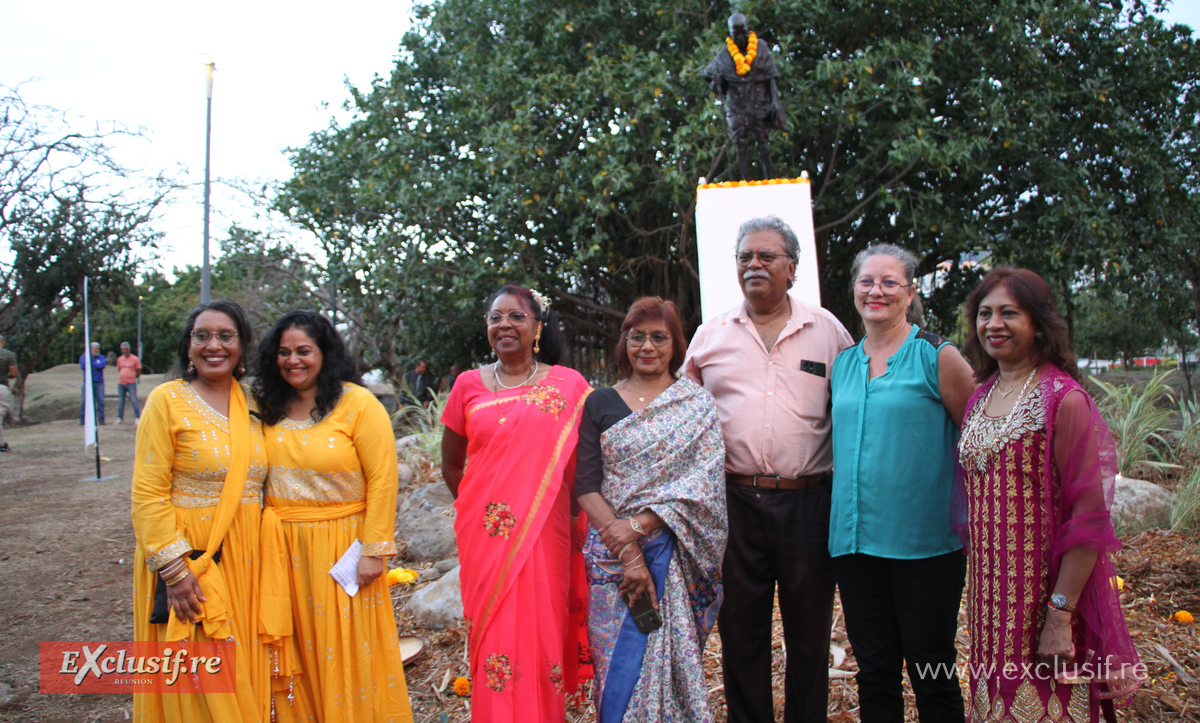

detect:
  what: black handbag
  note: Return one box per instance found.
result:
[149,548,222,624]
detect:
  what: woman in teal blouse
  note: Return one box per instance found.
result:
[830,244,976,723]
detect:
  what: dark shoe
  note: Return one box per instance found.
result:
[0,444,10,452]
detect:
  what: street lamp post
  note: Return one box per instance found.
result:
[69,325,75,364]
[201,61,215,303]
[137,296,144,361]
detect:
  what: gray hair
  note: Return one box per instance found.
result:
[735,215,800,262]
[90,341,101,349]
[851,243,925,325]
[120,341,131,348]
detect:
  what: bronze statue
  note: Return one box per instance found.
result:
[702,13,788,180]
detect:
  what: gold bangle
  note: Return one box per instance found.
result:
[158,560,186,578]
[628,516,646,535]
[164,569,190,587]
[623,563,646,572]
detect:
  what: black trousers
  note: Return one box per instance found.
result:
[833,552,967,723]
[720,482,835,723]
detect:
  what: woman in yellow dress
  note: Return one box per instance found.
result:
[254,310,413,723]
[132,300,270,723]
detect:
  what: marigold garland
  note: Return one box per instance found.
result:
[726,32,758,75]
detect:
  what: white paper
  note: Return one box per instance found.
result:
[329,539,363,597]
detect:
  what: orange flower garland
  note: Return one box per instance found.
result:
[726,32,758,75]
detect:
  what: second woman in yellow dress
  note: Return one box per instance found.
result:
[254,310,412,723]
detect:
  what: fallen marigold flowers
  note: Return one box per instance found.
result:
[453,676,471,696]
[1174,610,1194,624]
[387,568,418,586]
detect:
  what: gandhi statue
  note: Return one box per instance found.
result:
[701,13,788,180]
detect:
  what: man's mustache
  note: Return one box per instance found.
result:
[742,270,770,281]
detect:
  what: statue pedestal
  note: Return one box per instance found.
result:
[695,177,820,322]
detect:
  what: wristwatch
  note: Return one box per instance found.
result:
[1049,593,1077,613]
[628,516,647,535]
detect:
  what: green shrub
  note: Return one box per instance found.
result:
[1171,466,1200,535]
[1091,369,1181,478]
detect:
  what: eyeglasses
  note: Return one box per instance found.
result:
[484,311,530,325]
[190,329,239,345]
[627,331,671,347]
[735,250,789,266]
[855,278,912,295]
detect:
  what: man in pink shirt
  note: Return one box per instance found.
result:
[684,215,853,723]
[115,341,142,424]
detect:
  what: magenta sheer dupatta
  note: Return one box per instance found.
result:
[957,362,1144,701]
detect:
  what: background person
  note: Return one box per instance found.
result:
[683,215,853,723]
[575,297,726,723]
[0,334,16,452]
[958,267,1143,721]
[254,310,413,722]
[829,244,975,723]
[404,360,438,407]
[440,285,589,723]
[116,341,143,424]
[131,300,269,721]
[79,341,106,425]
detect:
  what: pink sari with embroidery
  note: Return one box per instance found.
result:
[441,366,590,722]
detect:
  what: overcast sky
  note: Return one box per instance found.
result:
[2,1,1197,277]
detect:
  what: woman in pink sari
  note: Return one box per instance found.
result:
[441,285,590,722]
[958,268,1143,723]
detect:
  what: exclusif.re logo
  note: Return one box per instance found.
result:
[40,641,236,694]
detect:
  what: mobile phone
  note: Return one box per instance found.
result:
[623,592,663,634]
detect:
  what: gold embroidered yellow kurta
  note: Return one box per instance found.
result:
[263,383,412,723]
[131,379,270,723]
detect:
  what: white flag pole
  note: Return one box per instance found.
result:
[82,277,97,450]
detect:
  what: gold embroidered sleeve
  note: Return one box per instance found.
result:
[133,387,197,571]
[362,541,398,557]
[353,388,401,556]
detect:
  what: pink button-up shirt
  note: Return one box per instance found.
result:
[683,296,853,478]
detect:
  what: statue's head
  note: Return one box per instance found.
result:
[728,13,750,46]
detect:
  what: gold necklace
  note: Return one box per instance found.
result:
[492,360,538,424]
[995,366,1036,398]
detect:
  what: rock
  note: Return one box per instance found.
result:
[397,463,415,488]
[1111,475,1177,531]
[396,435,422,453]
[403,483,455,513]
[434,557,460,574]
[407,566,462,627]
[418,567,443,582]
[0,682,11,707]
[398,508,458,561]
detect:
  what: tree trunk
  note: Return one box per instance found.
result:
[10,372,28,425]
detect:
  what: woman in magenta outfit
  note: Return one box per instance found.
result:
[957,268,1143,723]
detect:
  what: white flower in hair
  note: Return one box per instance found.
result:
[530,289,551,315]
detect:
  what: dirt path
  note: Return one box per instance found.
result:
[0,417,138,722]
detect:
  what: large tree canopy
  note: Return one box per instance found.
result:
[278,0,1199,380]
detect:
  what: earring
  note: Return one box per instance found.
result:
[238,363,245,375]
[187,360,195,374]
[533,322,543,355]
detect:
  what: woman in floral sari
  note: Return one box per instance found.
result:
[441,285,590,722]
[575,297,726,723]
[958,268,1142,723]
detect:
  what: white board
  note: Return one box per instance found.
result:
[694,178,820,322]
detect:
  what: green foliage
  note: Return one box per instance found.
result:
[1091,369,1181,477]
[1170,466,1200,535]
[1073,284,1168,365]
[277,0,1200,373]
[393,391,448,472]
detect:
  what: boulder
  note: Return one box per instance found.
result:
[397,508,457,561]
[418,567,443,583]
[434,557,460,574]
[403,483,455,513]
[407,566,463,628]
[396,435,422,453]
[1111,476,1177,531]
[397,462,415,488]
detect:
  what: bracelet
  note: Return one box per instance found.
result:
[1046,603,1073,616]
[164,569,191,587]
[622,553,644,566]
[617,541,637,560]
[158,560,187,578]
[628,517,646,535]
[622,563,646,572]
